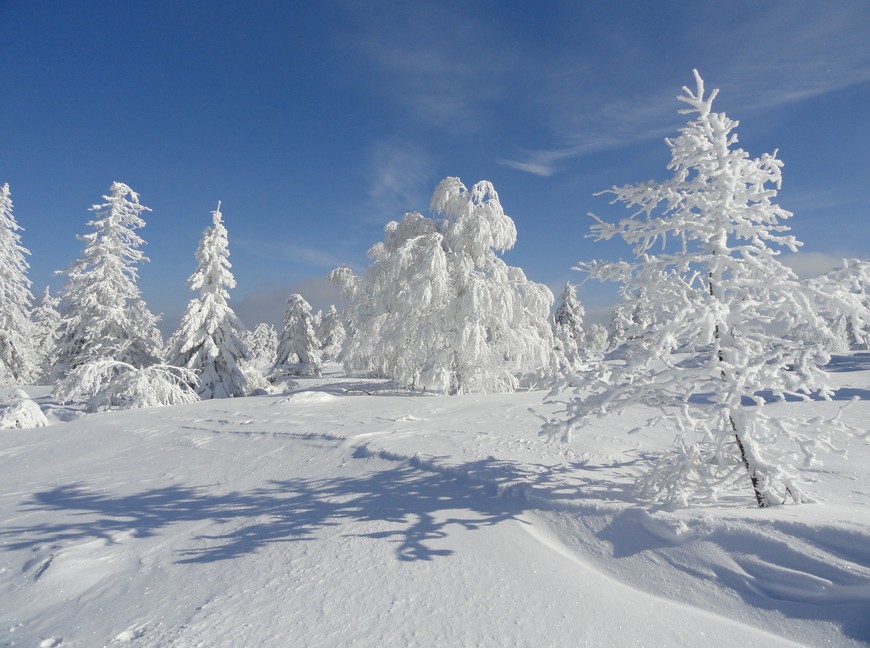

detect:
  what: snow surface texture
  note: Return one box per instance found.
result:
[1,357,869,647]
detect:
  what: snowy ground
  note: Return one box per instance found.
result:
[2,357,869,647]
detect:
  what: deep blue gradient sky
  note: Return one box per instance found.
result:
[2,1,868,329]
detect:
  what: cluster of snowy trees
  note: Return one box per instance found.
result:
[2,70,867,508]
[0,183,347,410]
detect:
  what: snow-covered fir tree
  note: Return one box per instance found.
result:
[0,183,37,385]
[317,304,346,361]
[550,71,842,508]
[166,202,252,399]
[333,177,556,394]
[246,322,279,367]
[51,182,162,380]
[552,283,586,368]
[274,294,322,377]
[31,287,61,383]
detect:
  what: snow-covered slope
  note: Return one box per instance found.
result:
[1,359,868,647]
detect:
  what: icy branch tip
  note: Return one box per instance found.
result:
[677,69,717,117]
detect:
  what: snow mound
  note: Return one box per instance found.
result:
[0,397,48,429]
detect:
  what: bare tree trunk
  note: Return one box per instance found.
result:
[730,415,766,507]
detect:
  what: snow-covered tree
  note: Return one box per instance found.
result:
[608,286,656,350]
[166,202,252,399]
[31,287,61,383]
[246,322,279,367]
[550,71,844,508]
[54,360,199,411]
[552,283,586,368]
[317,304,346,361]
[334,177,556,394]
[583,323,609,357]
[274,293,322,377]
[802,259,870,350]
[0,184,37,385]
[51,182,161,380]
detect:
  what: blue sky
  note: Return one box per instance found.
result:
[2,1,868,330]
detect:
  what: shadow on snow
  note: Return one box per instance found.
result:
[4,455,529,565]
[4,440,867,641]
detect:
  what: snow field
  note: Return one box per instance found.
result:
[1,366,868,646]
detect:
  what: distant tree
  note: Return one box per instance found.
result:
[551,71,843,508]
[274,293,322,377]
[317,304,346,361]
[31,287,61,383]
[166,202,252,399]
[552,283,585,369]
[333,177,556,394]
[608,285,656,350]
[51,182,162,380]
[0,183,37,385]
[802,259,870,350]
[247,322,279,367]
[583,323,609,357]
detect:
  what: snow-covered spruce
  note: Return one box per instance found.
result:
[0,183,38,386]
[317,304,347,361]
[166,202,252,399]
[54,359,199,411]
[553,283,607,370]
[31,287,62,384]
[333,177,556,395]
[51,182,162,380]
[246,322,279,367]
[551,70,844,508]
[273,293,322,378]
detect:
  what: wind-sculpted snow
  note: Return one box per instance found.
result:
[1,368,868,646]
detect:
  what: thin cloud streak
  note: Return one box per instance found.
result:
[233,238,346,269]
[501,4,870,176]
[366,140,432,220]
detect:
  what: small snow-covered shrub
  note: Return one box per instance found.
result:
[0,389,48,429]
[54,360,200,411]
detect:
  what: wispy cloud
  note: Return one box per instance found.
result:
[233,238,346,269]
[501,4,870,176]
[366,140,432,219]
[343,4,517,133]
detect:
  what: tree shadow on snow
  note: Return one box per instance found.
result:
[825,352,870,373]
[2,459,527,565]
